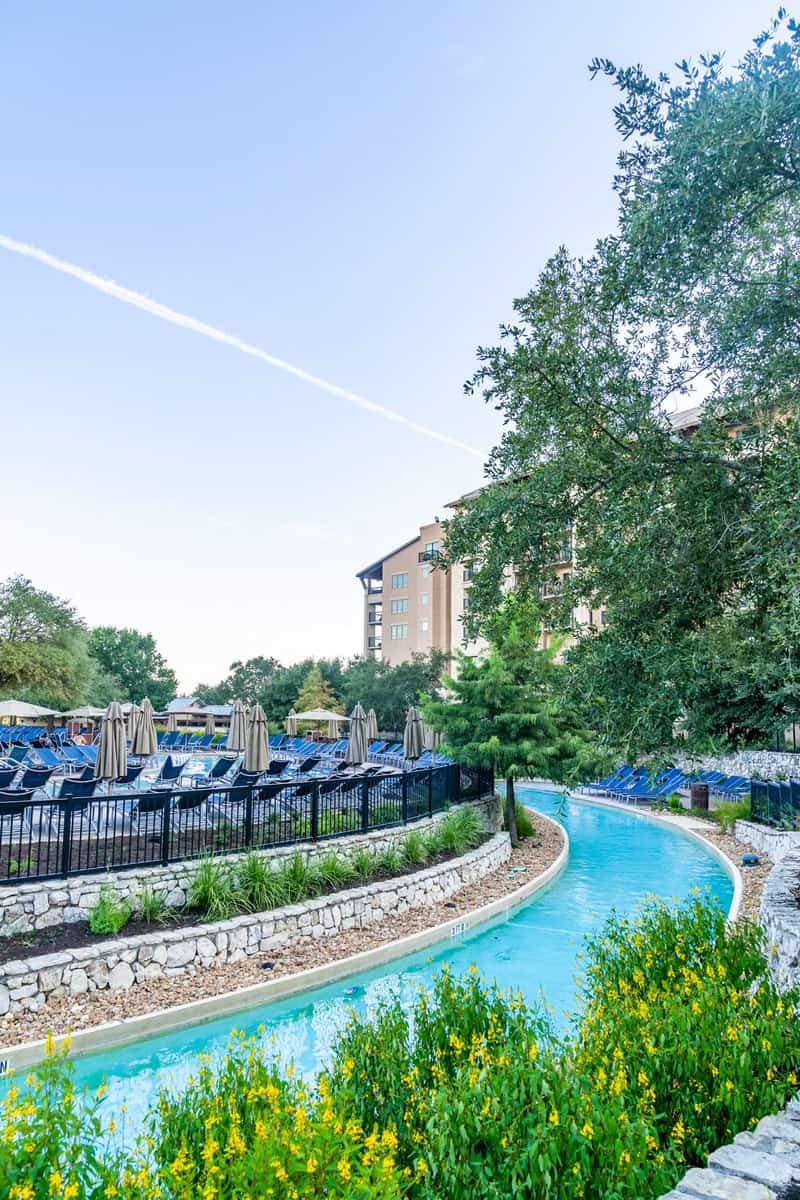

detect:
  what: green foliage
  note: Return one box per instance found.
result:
[87,626,178,710]
[429,806,483,855]
[87,880,132,936]
[326,895,800,1199]
[341,651,450,735]
[316,851,356,890]
[401,829,430,866]
[187,856,241,922]
[350,847,374,883]
[136,884,171,925]
[512,803,535,839]
[667,793,684,813]
[235,850,287,911]
[444,14,800,757]
[293,665,342,726]
[0,575,94,709]
[713,799,751,834]
[375,846,402,873]
[280,853,322,903]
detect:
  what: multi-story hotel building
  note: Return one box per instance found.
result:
[357,408,704,664]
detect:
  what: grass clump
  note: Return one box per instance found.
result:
[188,855,241,921]
[316,851,356,890]
[87,879,132,935]
[136,884,172,925]
[513,803,536,839]
[401,829,430,866]
[280,853,321,903]
[375,846,402,873]
[235,850,287,911]
[713,798,751,833]
[431,806,483,855]
[350,847,374,883]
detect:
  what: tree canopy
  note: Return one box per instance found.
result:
[87,627,179,712]
[444,14,800,757]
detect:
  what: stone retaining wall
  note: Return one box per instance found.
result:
[0,795,502,938]
[676,749,800,780]
[759,848,800,992]
[658,1095,800,1199]
[736,819,800,864]
[0,827,511,1016]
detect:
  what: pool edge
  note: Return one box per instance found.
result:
[0,807,569,1071]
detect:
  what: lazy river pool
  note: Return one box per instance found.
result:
[5,788,734,1134]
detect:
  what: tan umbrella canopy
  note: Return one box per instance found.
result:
[204,712,216,736]
[227,699,247,752]
[0,699,59,719]
[61,705,106,720]
[366,709,379,741]
[244,703,270,773]
[95,701,127,784]
[403,706,424,762]
[166,712,178,733]
[345,703,368,765]
[127,702,141,742]
[286,707,298,737]
[293,708,347,723]
[132,697,158,757]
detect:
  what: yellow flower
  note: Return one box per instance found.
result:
[580,1121,594,1140]
[306,1152,318,1174]
[548,1110,559,1126]
[337,1157,351,1182]
[416,1158,429,1176]
[49,1172,63,1196]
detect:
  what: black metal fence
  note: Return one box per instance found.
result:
[750,778,800,828]
[0,764,494,885]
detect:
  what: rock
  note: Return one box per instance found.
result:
[108,962,135,990]
[32,891,49,917]
[38,967,64,994]
[0,984,9,1015]
[165,940,196,969]
[677,1165,775,1198]
[709,1143,800,1194]
[69,969,89,995]
[197,937,216,961]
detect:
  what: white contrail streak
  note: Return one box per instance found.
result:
[0,233,483,458]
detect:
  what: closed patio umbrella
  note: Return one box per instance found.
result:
[345,703,368,765]
[366,709,379,741]
[327,716,339,738]
[95,701,127,785]
[228,699,247,752]
[286,707,298,737]
[166,712,178,733]
[132,697,158,757]
[244,703,270,773]
[127,702,141,742]
[204,712,216,736]
[403,706,424,763]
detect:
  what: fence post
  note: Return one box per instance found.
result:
[427,767,433,817]
[311,782,319,841]
[244,787,254,848]
[160,792,171,866]
[361,778,370,833]
[60,800,73,879]
[401,772,408,824]
[449,763,459,807]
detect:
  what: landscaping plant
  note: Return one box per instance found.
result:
[87,880,132,936]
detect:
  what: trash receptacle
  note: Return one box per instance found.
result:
[690,782,709,810]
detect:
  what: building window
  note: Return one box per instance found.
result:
[391,598,408,615]
[419,620,429,633]
[418,541,439,563]
[463,565,474,582]
[390,623,408,640]
[600,610,609,626]
[420,593,429,607]
[421,565,431,578]
[391,572,408,590]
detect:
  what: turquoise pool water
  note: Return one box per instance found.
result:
[17,790,734,1134]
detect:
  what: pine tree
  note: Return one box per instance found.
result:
[424,605,608,844]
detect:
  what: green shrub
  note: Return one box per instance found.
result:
[87,880,132,935]
[187,855,241,921]
[136,883,171,925]
[667,792,684,813]
[235,850,287,911]
[279,853,321,903]
[713,799,751,833]
[350,847,374,882]
[433,806,483,855]
[316,851,355,890]
[401,829,430,865]
[376,846,402,873]
[514,803,536,838]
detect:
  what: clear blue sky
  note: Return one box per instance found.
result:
[0,1,776,690]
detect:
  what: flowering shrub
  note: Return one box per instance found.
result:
[2,896,798,1200]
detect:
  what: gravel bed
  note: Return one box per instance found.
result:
[0,816,565,1048]
[689,822,772,922]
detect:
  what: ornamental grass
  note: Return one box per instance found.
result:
[3,894,799,1200]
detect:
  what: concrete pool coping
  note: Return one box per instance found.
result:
[0,805,569,1072]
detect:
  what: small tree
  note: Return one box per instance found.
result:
[293,665,341,725]
[424,605,609,844]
